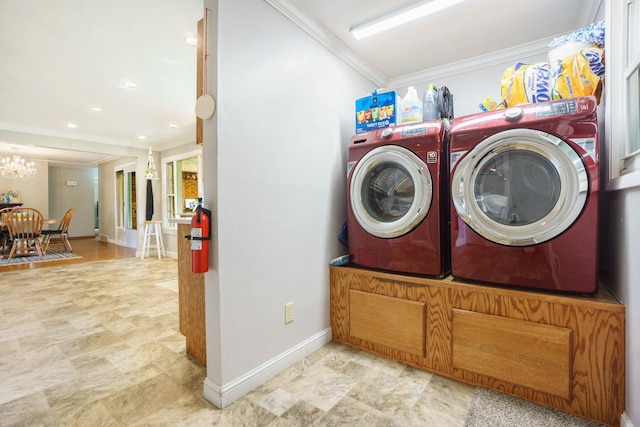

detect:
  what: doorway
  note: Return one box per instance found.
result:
[115,163,137,248]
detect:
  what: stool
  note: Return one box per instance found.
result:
[141,220,165,260]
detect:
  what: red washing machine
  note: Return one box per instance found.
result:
[347,121,450,277]
[449,97,599,293]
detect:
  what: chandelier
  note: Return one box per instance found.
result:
[0,150,37,179]
[145,148,159,180]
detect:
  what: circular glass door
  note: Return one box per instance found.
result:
[451,128,588,246]
[350,145,432,238]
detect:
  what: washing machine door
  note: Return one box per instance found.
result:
[451,128,588,246]
[350,145,432,238]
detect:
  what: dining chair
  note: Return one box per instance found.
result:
[5,207,45,260]
[0,207,14,257]
[42,208,74,253]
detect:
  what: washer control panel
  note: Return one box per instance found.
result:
[401,123,430,137]
[535,99,578,118]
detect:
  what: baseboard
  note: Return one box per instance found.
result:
[622,412,636,427]
[203,328,332,408]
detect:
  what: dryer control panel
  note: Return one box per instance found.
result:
[534,98,589,118]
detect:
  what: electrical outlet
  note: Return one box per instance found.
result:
[285,302,294,324]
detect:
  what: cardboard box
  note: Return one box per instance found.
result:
[355,90,399,134]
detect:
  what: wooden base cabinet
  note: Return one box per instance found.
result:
[330,265,625,426]
[177,222,206,365]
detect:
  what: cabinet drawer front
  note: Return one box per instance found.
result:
[452,309,572,399]
[350,290,426,357]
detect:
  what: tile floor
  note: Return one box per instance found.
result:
[0,257,476,426]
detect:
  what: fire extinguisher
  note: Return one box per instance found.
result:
[185,198,211,273]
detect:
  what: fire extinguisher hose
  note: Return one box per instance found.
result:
[184,235,211,240]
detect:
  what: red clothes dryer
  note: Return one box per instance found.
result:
[449,97,599,293]
[347,121,450,277]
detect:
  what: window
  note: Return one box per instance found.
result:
[115,170,124,228]
[607,0,640,184]
[115,168,138,230]
[162,150,202,230]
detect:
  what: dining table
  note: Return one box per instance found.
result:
[0,217,59,227]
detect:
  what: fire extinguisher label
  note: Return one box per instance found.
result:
[191,228,203,250]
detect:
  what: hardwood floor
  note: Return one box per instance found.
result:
[0,237,137,271]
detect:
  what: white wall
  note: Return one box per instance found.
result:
[202,0,374,405]
[98,156,136,242]
[96,151,161,253]
[48,165,97,237]
[601,188,640,427]
[393,52,546,118]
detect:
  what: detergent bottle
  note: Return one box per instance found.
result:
[423,83,441,121]
[401,86,422,123]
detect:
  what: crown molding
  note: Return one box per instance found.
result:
[265,0,603,90]
[387,37,552,88]
[264,0,386,87]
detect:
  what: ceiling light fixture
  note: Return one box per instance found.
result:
[145,148,159,180]
[349,0,468,40]
[90,106,102,112]
[138,135,147,140]
[169,124,178,128]
[0,148,36,179]
[184,34,198,46]
[67,123,77,129]
[124,80,138,89]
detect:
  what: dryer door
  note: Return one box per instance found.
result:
[451,128,588,246]
[350,145,432,238]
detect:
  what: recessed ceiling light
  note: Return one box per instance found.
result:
[67,123,77,129]
[90,106,102,112]
[184,34,198,46]
[169,124,178,129]
[124,80,138,89]
[138,135,147,140]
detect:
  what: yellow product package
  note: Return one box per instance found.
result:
[500,63,526,105]
[501,47,605,107]
[479,96,506,112]
[501,62,554,107]
[552,48,604,104]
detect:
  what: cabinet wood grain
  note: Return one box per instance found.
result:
[452,308,571,399]
[350,289,425,357]
[329,265,624,426]
[196,18,203,145]
[177,223,206,365]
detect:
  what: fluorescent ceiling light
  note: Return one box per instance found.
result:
[350,0,468,40]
